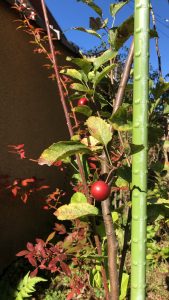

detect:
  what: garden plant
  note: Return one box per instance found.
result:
[0,0,169,299]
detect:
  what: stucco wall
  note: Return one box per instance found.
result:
[0,0,74,272]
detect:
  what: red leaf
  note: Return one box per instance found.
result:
[21,193,28,204]
[8,144,24,150]
[21,178,35,186]
[11,186,20,197]
[27,242,34,252]
[66,291,75,300]
[30,268,38,277]
[27,255,37,267]
[16,250,29,257]
[60,262,71,276]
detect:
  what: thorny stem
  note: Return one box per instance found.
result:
[41,0,91,202]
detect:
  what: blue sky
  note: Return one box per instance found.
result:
[46,0,169,77]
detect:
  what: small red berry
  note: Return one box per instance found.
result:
[91,180,110,201]
[77,97,88,106]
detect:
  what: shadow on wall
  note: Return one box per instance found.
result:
[0,0,74,272]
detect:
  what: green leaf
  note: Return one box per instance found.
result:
[73,27,101,39]
[38,141,91,166]
[109,16,134,50]
[93,49,117,70]
[117,166,132,183]
[110,106,132,131]
[66,57,92,74]
[86,116,112,146]
[77,0,102,16]
[71,192,87,204]
[74,105,92,117]
[15,272,47,300]
[60,68,83,82]
[110,1,128,17]
[71,83,93,94]
[152,79,169,99]
[163,104,169,114]
[55,203,98,220]
[120,273,129,300]
[115,177,129,188]
[94,64,116,87]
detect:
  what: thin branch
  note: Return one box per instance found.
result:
[40,0,91,202]
[150,5,162,78]
[113,39,134,113]
[101,153,119,300]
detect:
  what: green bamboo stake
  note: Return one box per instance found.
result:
[131,1,150,299]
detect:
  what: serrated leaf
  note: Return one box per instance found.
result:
[60,69,83,82]
[110,1,128,17]
[93,49,117,70]
[86,116,112,146]
[74,105,92,117]
[94,64,116,87]
[73,27,101,39]
[71,83,93,94]
[81,135,103,151]
[38,141,91,166]
[15,272,47,300]
[71,192,87,204]
[55,203,98,220]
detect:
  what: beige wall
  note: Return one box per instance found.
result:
[0,0,74,272]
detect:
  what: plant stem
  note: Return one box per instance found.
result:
[131,1,149,299]
[113,39,134,114]
[150,5,162,78]
[101,153,119,300]
[40,0,91,202]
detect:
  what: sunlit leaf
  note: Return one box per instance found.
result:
[77,0,102,16]
[93,49,117,70]
[120,273,129,300]
[110,1,128,17]
[94,64,116,87]
[71,83,93,94]
[38,141,91,166]
[55,203,98,220]
[66,57,92,74]
[60,68,83,82]
[73,27,101,39]
[86,116,112,146]
[71,192,87,204]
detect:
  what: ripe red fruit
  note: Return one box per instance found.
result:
[91,181,110,201]
[77,97,88,106]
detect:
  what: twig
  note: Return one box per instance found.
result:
[101,153,119,300]
[150,5,162,78]
[113,39,134,113]
[40,0,91,202]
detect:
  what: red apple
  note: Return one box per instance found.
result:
[77,97,88,106]
[91,180,110,201]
